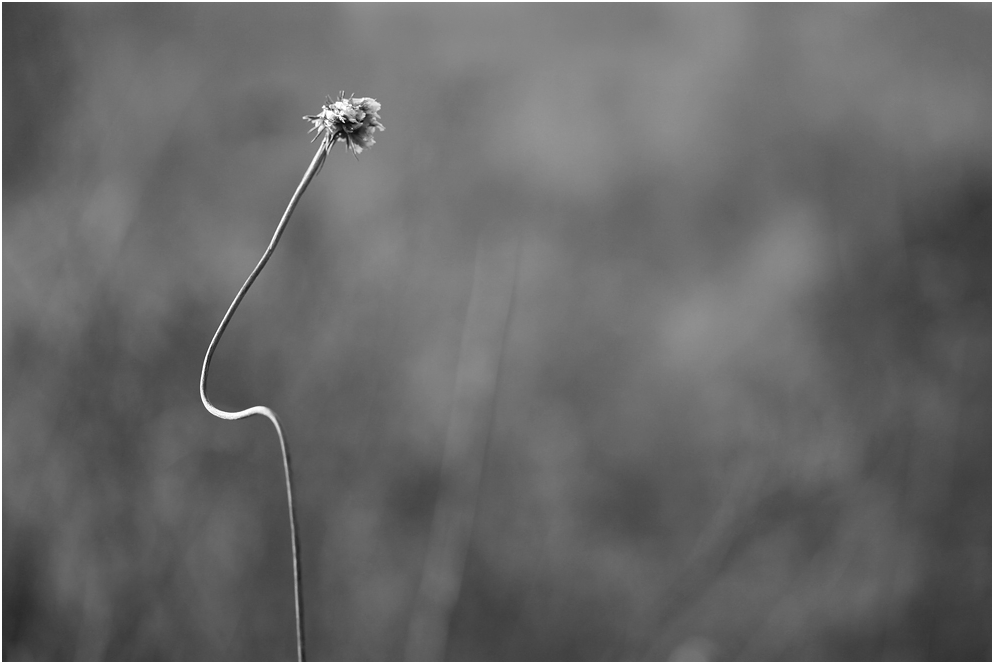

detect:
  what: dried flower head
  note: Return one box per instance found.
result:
[304,92,384,158]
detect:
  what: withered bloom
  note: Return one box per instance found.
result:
[304,91,384,157]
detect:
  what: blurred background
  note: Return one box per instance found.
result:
[3,4,990,661]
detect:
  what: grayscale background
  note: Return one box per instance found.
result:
[4,4,990,661]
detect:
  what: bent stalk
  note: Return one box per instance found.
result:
[199,139,330,662]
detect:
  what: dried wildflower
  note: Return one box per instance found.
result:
[304,91,384,158]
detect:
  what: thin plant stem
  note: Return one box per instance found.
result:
[200,139,330,662]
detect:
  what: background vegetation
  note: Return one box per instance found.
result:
[4,4,990,660]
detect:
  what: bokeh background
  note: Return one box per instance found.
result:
[3,4,990,661]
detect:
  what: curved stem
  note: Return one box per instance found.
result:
[200,140,330,662]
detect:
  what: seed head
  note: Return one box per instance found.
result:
[304,92,384,158]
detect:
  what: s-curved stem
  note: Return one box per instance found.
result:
[200,140,329,662]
